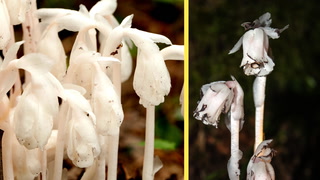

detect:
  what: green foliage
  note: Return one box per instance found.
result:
[154,105,183,150]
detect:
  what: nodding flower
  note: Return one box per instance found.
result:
[246,139,276,180]
[229,12,288,76]
[13,53,65,150]
[193,77,243,128]
[101,14,172,107]
[63,88,101,168]
[0,41,65,150]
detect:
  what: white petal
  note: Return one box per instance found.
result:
[1,41,24,69]
[244,28,266,63]
[120,42,133,82]
[38,23,67,81]
[64,88,96,122]
[16,53,54,74]
[229,36,243,54]
[262,27,280,39]
[101,25,124,56]
[161,45,184,60]
[247,161,274,180]
[193,82,233,127]
[37,8,76,20]
[125,28,172,45]
[91,63,124,135]
[14,87,37,148]
[258,12,272,27]
[254,139,273,155]
[70,27,97,62]
[67,108,100,168]
[119,14,133,29]
[0,66,18,99]
[79,4,90,17]
[89,0,117,17]
[56,13,95,32]
[133,47,171,107]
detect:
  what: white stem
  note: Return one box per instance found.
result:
[107,62,121,180]
[143,105,155,180]
[107,131,120,180]
[41,149,47,180]
[96,137,106,179]
[22,0,39,54]
[53,103,68,180]
[253,76,266,150]
[1,122,14,180]
[228,111,241,180]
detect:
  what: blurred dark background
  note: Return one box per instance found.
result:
[189,0,320,179]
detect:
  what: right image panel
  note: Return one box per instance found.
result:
[189,0,320,179]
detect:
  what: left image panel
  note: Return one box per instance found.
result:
[0,0,184,179]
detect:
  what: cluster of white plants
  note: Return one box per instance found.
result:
[0,0,184,179]
[193,12,287,180]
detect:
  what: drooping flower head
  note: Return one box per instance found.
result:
[63,88,101,168]
[0,41,65,150]
[193,77,244,128]
[247,139,276,180]
[100,14,172,107]
[229,12,289,76]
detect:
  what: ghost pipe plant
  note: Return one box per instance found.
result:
[229,12,288,150]
[193,76,244,180]
[131,40,183,180]
[98,13,184,180]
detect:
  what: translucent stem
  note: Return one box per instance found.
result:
[40,149,47,180]
[22,0,39,54]
[107,61,121,180]
[253,76,266,150]
[142,105,155,180]
[53,103,68,180]
[96,137,106,179]
[1,121,14,180]
[107,131,120,180]
[228,113,240,180]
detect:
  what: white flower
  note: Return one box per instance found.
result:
[0,42,64,149]
[13,53,64,149]
[193,81,234,127]
[63,88,100,168]
[160,45,184,114]
[91,61,124,135]
[66,34,124,136]
[247,139,276,180]
[101,14,172,107]
[229,12,288,76]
